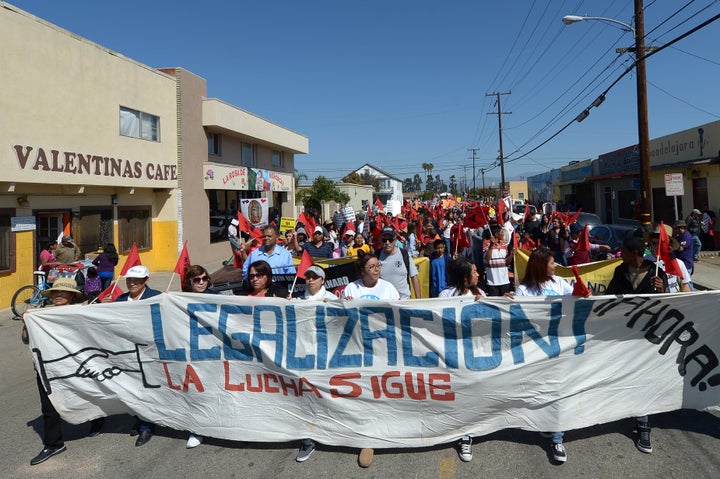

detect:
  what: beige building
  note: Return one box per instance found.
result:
[0,3,307,308]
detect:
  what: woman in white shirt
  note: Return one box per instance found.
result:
[515,247,575,464]
[439,258,487,300]
[342,252,400,301]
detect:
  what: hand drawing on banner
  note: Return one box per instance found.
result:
[32,343,161,394]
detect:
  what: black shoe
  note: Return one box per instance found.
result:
[30,445,66,465]
[129,418,142,436]
[135,430,152,447]
[89,418,104,437]
[636,426,653,453]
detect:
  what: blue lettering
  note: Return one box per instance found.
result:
[509,302,561,364]
[328,307,361,368]
[572,300,593,354]
[359,306,396,366]
[285,305,316,370]
[189,303,220,360]
[462,303,502,370]
[400,308,439,367]
[151,303,186,360]
[218,304,254,361]
[442,307,459,369]
[252,305,284,366]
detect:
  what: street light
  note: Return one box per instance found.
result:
[563,1,653,227]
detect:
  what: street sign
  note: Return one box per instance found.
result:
[664,173,684,196]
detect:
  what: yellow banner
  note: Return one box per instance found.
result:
[513,249,621,294]
[279,217,296,232]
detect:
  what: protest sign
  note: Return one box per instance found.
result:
[25,292,720,449]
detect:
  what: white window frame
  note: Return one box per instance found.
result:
[120,106,160,142]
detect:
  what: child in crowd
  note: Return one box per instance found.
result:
[83,267,102,300]
[429,239,451,297]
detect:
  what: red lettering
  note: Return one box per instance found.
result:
[428,373,454,401]
[162,362,182,391]
[405,372,427,400]
[223,360,244,391]
[381,371,403,399]
[278,375,299,396]
[182,364,204,392]
[245,374,263,392]
[264,373,280,393]
[299,378,323,398]
[330,372,363,398]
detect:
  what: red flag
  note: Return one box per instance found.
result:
[658,221,683,277]
[97,282,122,302]
[298,212,316,236]
[524,204,531,222]
[119,243,142,276]
[375,198,384,211]
[512,229,519,251]
[296,250,314,279]
[566,208,583,225]
[497,197,505,221]
[450,220,470,253]
[174,241,191,285]
[576,225,591,252]
[238,211,262,242]
[571,265,591,296]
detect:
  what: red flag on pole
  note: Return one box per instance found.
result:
[566,208,583,225]
[97,282,122,302]
[576,225,591,252]
[174,241,191,285]
[658,221,683,277]
[571,265,591,296]
[523,204,531,222]
[497,197,505,221]
[298,212,316,236]
[237,212,262,242]
[119,243,142,276]
[450,220,470,253]
[296,250,314,279]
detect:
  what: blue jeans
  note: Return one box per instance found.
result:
[551,431,563,444]
[692,234,702,260]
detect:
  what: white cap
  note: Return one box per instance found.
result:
[125,265,150,278]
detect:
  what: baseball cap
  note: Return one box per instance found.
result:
[569,223,584,234]
[344,229,356,237]
[381,227,397,239]
[305,265,325,279]
[296,227,307,236]
[125,265,150,278]
[693,209,701,215]
[313,226,324,234]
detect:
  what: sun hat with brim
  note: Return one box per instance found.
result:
[42,277,83,298]
[644,224,680,251]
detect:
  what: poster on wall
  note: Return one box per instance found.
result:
[270,171,292,192]
[248,168,272,192]
[203,164,248,190]
[241,198,269,227]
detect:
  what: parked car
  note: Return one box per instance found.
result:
[573,212,602,229]
[589,224,636,251]
[513,204,538,216]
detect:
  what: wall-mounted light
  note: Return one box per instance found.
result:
[16,195,29,207]
[111,194,118,205]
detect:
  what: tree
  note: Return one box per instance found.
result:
[412,173,422,192]
[294,169,308,187]
[403,178,414,192]
[296,176,350,212]
[449,175,458,195]
[342,171,380,191]
[434,174,446,194]
[342,171,362,184]
[421,163,434,191]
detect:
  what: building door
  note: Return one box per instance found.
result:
[35,212,65,267]
[603,187,613,224]
[692,177,708,213]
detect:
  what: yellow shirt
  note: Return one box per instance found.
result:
[346,244,371,257]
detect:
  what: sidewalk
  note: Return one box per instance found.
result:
[690,251,720,290]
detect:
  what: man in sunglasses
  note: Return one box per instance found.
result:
[291,225,334,258]
[243,225,296,278]
[376,226,420,299]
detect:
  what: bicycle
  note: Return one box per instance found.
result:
[11,271,51,318]
[11,263,87,318]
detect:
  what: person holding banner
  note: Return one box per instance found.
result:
[606,235,668,455]
[180,265,218,449]
[27,278,105,466]
[342,251,400,467]
[514,247,578,463]
[242,225,296,278]
[243,260,289,298]
[484,225,511,297]
[644,225,691,293]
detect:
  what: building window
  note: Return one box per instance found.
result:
[272,150,283,167]
[208,133,222,156]
[241,142,255,167]
[119,106,160,142]
[76,207,114,253]
[118,206,152,252]
[0,209,15,272]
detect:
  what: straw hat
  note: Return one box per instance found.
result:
[42,277,83,298]
[643,224,679,251]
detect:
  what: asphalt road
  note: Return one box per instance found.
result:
[2,310,720,479]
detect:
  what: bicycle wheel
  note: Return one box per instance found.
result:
[11,285,41,318]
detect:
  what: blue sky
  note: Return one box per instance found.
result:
[8,0,720,188]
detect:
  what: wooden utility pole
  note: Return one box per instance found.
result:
[487,91,511,196]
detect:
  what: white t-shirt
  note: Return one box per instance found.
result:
[378,247,418,300]
[516,275,573,296]
[484,244,509,286]
[342,279,400,301]
[439,287,486,298]
[644,253,691,293]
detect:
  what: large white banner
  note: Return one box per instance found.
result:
[24,292,720,448]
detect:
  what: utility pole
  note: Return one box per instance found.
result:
[467,149,479,193]
[634,0,652,227]
[480,168,487,190]
[461,165,469,195]
[487,91,511,196]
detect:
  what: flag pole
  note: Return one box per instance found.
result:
[89,277,120,304]
[166,272,176,292]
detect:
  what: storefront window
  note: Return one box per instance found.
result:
[0,210,14,272]
[118,206,152,252]
[75,207,114,253]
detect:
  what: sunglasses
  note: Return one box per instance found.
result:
[192,275,210,284]
[247,272,266,280]
[381,238,394,243]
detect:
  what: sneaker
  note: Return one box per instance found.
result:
[296,438,316,462]
[458,435,473,462]
[30,445,66,465]
[89,418,104,437]
[186,433,203,449]
[358,448,374,468]
[551,443,567,463]
[636,427,653,453]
